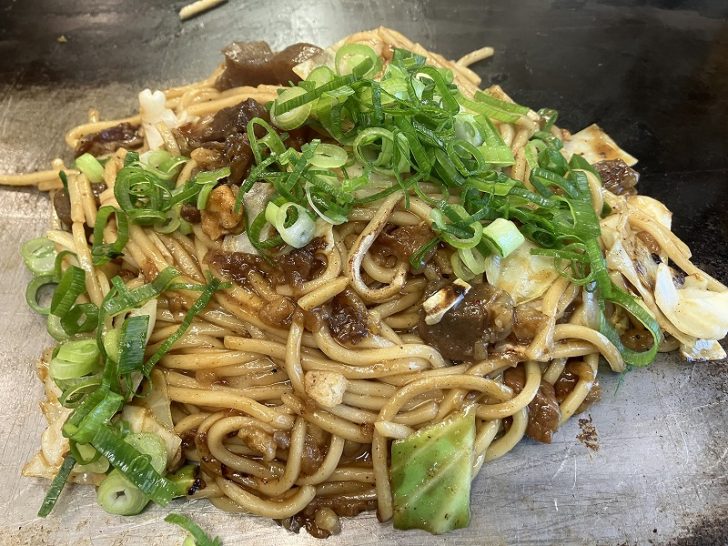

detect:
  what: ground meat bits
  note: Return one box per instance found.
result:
[275,238,327,290]
[327,289,370,344]
[75,122,143,157]
[206,250,270,288]
[504,365,561,444]
[554,361,602,414]
[594,159,639,196]
[418,282,515,361]
[375,223,436,264]
[206,238,327,289]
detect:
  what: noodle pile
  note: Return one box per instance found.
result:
[6,27,727,537]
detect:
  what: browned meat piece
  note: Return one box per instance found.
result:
[283,490,376,538]
[75,122,143,157]
[418,282,514,361]
[259,295,297,328]
[512,302,547,342]
[180,203,202,224]
[327,288,370,344]
[200,185,244,240]
[223,132,255,185]
[275,237,327,289]
[375,223,436,264]
[594,159,639,196]
[553,361,602,414]
[177,98,268,150]
[215,41,322,90]
[52,188,72,227]
[504,366,561,444]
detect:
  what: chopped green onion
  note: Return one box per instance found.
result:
[92,207,129,266]
[64,391,124,444]
[97,469,149,516]
[117,315,150,375]
[308,143,348,169]
[50,266,86,318]
[102,267,179,318]
[75,153,105,184]
[37,453,76,517]
[50,339,100,382]
[21,237,57,276]
[194,167,231,210]
[73,442,109,474]
[165,513,223,546]
[47,314,68,342]
[481,218,525,257]
[265,201,315,249]
[125,432,167,474]
[335,43,380,78]
[26,274,57,315]
[91,426,175,506]
[271,86,313,130]
[60,303,99,336]
[143,275,225,375]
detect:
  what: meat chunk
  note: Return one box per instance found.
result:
[177,98,268,150]
[175,99,268,185]
[554,361,602,414]
[53,182,107,229]
[327,289,370,344]
[200,185,244,240]
[258,295,297,328]
[512,302,548,343]
[180,203,202,224]
[215,41,322,90]
[75,122,143,157]
[504,366,561,444]
[418,282,514,361]
[594,159,639,196]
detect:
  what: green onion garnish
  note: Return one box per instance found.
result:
[75,153,105,184]
[165,513,223,546]
[21,237,57,276]
[37,453,76,517]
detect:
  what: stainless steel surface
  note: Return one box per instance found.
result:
[1,1,727,544]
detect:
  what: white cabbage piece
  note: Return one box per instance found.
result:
[654,263,728,340]
[138,89,187,150]
[627,195,672,229]
[484,240,559,304]
[562,123,638,166]
[680,338,727,361]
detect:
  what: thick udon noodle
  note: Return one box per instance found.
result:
[8,27,725,533]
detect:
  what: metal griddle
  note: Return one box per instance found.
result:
[0,1,726,544]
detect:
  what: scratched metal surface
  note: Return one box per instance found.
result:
[1,1,727,545]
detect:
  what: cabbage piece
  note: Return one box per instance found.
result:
[654,263,728,340]
[391,409,475,534]
[484,240,559,304]
[562,123,637,166]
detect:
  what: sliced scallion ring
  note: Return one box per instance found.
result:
[271,86,313,131]
[75,153,105,184]
[265,201,316,249]
[21,237,57,276]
